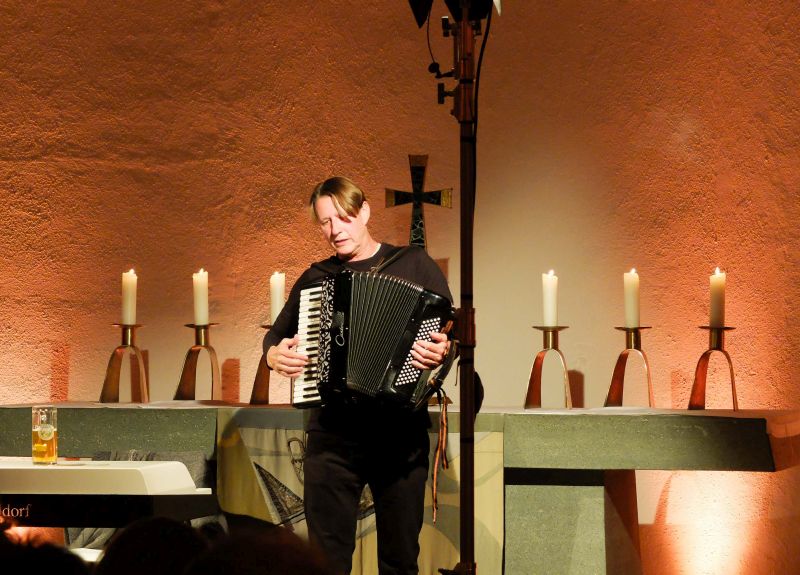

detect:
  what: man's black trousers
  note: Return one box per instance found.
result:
[304,421,430,575]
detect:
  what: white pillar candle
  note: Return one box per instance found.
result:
[270,271,286,325]
[542,270,558,327]
[623,268,640,328]
[709,267,726,327]
[121,269,137,325]
[193,268,209,326]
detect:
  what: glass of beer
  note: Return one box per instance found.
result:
[32,406,58,464]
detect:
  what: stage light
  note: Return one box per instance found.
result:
[408,0,434,28]
[408,0,501,27]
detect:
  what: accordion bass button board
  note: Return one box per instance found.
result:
[291,270,454,409]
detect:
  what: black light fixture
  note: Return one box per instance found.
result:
[408,0,434,27]
[408,0,500,27]
[442,0,497,22]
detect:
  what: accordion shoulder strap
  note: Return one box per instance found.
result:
[369,246,410,273]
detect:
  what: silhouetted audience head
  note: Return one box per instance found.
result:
[93,516,209,575]
[0,535,89,574]
[2,516,333,575]
[185,527,334,575]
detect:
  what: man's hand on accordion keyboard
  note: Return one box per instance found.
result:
[410,331,450,371]
[266,336,309,378]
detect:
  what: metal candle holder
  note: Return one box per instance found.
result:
[100,324,149,403]
[250,324,273,405]
[604,327,654,408]
[524,326,572,409]
[689,326,738,410]
[174,324,221,401]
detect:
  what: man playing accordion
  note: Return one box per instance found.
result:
[264,176,452,575]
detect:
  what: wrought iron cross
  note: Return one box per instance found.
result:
[385,155,452,250]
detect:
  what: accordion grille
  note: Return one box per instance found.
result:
[347,273,423,396]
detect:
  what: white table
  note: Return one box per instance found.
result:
[0,457,216,526]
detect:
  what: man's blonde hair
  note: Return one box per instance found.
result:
[309,177,367,224]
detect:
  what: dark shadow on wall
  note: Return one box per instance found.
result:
[222,359,240,404]
[568,369,584,408]
[49,342,70,402]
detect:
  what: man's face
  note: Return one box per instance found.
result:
[314,195,371,261]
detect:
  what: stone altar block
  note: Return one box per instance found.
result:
[502,407,800,575]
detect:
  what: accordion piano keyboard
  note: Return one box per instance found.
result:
[292,284,323,407]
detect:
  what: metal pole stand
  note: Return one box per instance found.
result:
[250,324,272,405]
[605,327,655,407]
[100,324,149,403]
[524,326,572,409]
[689,326,738,410]
[174,323,221,401]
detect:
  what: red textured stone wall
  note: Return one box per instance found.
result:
[1,2,798,573]
[474,3,799,574]
[0,1,459,403]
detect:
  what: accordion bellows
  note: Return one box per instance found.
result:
[293,270,454,409]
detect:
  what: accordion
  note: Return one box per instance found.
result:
[292,270,455,409]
